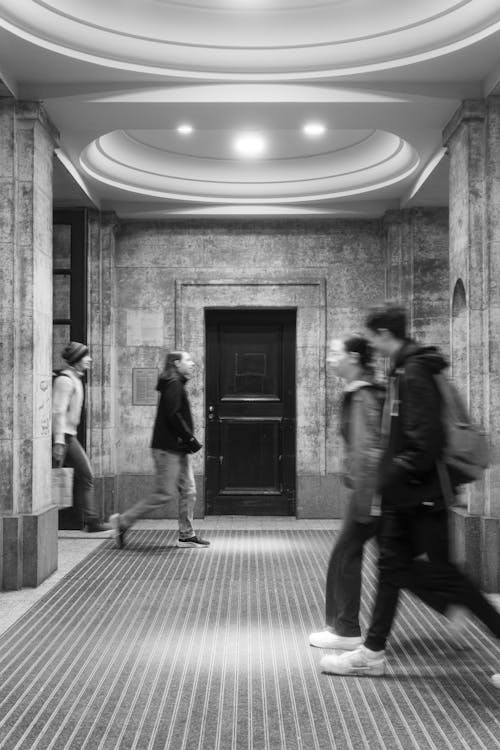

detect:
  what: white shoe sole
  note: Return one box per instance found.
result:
[309,634,363,650]
[320,656,385,676]
[177,541,210,548]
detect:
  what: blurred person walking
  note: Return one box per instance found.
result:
[321,304,500,680]
[309,334,384,650]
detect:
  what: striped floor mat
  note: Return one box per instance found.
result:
[0,529,499,750]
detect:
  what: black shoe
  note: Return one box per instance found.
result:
[86,521,111,533]
[110,514,127,548]
[177,535,210,548]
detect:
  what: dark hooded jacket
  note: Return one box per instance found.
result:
[377,340,448,510]
[151,371,196,452]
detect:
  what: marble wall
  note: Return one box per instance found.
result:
[109,216,448,518]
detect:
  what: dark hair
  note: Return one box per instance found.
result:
[343,333,374,371]
[160,350,185,379]
[365,303,407,340]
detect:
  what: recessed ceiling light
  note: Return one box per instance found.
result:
[234,132,266,159]
[303,122,326,137]
[177,124,193,135]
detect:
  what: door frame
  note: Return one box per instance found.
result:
[174,279,327,519]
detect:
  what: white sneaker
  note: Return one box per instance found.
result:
[309,630,363,650]
[492,674,500,688]
[320,646,386,676]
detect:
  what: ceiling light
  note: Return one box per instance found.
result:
[303,122,326,137]
[233,132,266,159]
[177,124,193,135]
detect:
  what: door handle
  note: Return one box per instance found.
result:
[208,405,215,421]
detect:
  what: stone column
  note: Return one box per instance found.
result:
[383,209,414,314]
[444,98,500,590]
[87,211,119,520]
[383,207,449,351]
[0,98,58,589]
[482,97,500,589]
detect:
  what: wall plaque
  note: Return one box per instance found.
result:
[132,368,159,405]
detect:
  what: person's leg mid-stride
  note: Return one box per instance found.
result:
[110,449,209,549]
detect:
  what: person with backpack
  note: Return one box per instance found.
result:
[309,334,385,650]
[52,341,110,532]
[320,303,500,679]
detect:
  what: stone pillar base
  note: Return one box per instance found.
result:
[450,508,500,592]
[481,516,500,593]
[1,506,58,591]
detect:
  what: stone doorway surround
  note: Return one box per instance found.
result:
[174,279,326,518]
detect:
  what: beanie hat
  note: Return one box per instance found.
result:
[62,341,89,365]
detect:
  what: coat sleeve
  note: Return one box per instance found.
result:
[351,390,383,518]
[160,380,194,443]
[52,376,73,444]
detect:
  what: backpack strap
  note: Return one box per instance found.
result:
[435,458,455,507]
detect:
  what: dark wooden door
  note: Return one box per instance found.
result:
[205,309,296,515]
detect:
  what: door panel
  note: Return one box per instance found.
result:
[220,419,281,493]
[205,309,296,515]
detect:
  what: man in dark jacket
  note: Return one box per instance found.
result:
[321,304,500,678]
[110,351,209,549]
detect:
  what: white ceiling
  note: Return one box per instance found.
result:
[2,0,500,219]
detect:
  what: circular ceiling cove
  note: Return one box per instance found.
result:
[80,128,420,203]
[1,1,500,78]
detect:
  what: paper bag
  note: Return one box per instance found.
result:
[52,467,74,508]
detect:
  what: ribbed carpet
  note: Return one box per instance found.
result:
[0,529,500,750]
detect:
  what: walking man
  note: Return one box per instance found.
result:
[110,350,210,549]
[321,303,500,678]
[52,341,110,532]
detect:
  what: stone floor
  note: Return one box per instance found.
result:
[0,518,342,637]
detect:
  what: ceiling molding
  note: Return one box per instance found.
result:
[1,1,500,80]
[79,128,419,203]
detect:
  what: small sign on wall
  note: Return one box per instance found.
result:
[132,368,159,405]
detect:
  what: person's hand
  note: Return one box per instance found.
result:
[188,437,202,453]
[52,443,65,467]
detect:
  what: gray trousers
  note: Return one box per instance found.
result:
[121,449,196,538]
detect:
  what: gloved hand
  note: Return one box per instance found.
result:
[52,443,66,467]
[188,437,202,453]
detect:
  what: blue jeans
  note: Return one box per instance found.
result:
[121,449,196,538]
[63,435,98,523]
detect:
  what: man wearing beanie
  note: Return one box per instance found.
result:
[52,341,110,533]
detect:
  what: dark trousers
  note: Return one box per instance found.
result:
[325,517,378,636]
[365,505,500,651]
[63,435,98,523]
